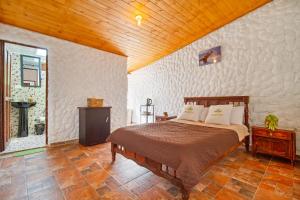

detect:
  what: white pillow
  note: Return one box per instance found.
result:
[178,105,204,121]
[230,106,244,125]
[200,107,209,121]
[205,104,233,125]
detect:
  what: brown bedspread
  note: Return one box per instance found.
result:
[107,121,239,190]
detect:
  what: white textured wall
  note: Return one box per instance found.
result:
[0,23,127,143]
[128,0,300,154]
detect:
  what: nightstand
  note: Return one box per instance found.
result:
[252,126,296,165]
[155,115,177,122]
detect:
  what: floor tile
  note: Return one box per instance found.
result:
[63,184,100,200]
[54,166,86,189]
[28,185,64,200]
[0,143,299,200]
[215,188,245,200]
[84,169,112,189]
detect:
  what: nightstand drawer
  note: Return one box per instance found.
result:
[254,129,291,140]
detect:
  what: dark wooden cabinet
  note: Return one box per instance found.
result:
[252,126,296,165]
[78,107,111,146]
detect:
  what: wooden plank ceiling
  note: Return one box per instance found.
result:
[0,0,271,72]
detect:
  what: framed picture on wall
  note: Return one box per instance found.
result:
[199,46,221,66]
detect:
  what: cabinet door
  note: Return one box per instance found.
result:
[272,140,289,157]
[86,109,110,145]
[99,110,110,142]
[255,138,273,154]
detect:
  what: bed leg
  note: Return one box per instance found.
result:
[111,143,116,162]
[181,187,190,200]
[245,135,249,152]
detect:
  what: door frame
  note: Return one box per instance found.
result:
[0,40,49,152]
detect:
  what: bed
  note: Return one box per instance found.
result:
[108,96,250,199]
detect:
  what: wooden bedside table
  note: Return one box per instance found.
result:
[155,115,177,122]
[252,126,296,165]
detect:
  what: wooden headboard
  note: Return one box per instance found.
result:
[184,96,250,129]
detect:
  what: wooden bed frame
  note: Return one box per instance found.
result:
[111,96,250,200]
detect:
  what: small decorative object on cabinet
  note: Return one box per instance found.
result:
[265,114,279,131]
[87,98,103,107]
[163,112,168,117]
[252,126,296,165]
[140,104,154,123]
[78,107,111,146]
[156,115,177,122]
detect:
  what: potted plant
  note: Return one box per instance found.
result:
[265,114,279,131]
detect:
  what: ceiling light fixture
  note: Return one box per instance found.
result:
[135,15,142,26]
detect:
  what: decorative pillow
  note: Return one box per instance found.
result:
[205,104,233,125]
[178,105,204,121]
[200,107,209,121]
[230,106,245,125]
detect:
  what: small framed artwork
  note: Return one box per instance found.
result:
[199,46,221,66]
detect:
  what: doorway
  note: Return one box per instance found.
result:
[0,41,48,153]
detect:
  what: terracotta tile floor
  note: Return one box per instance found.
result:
[0,143,299,200]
